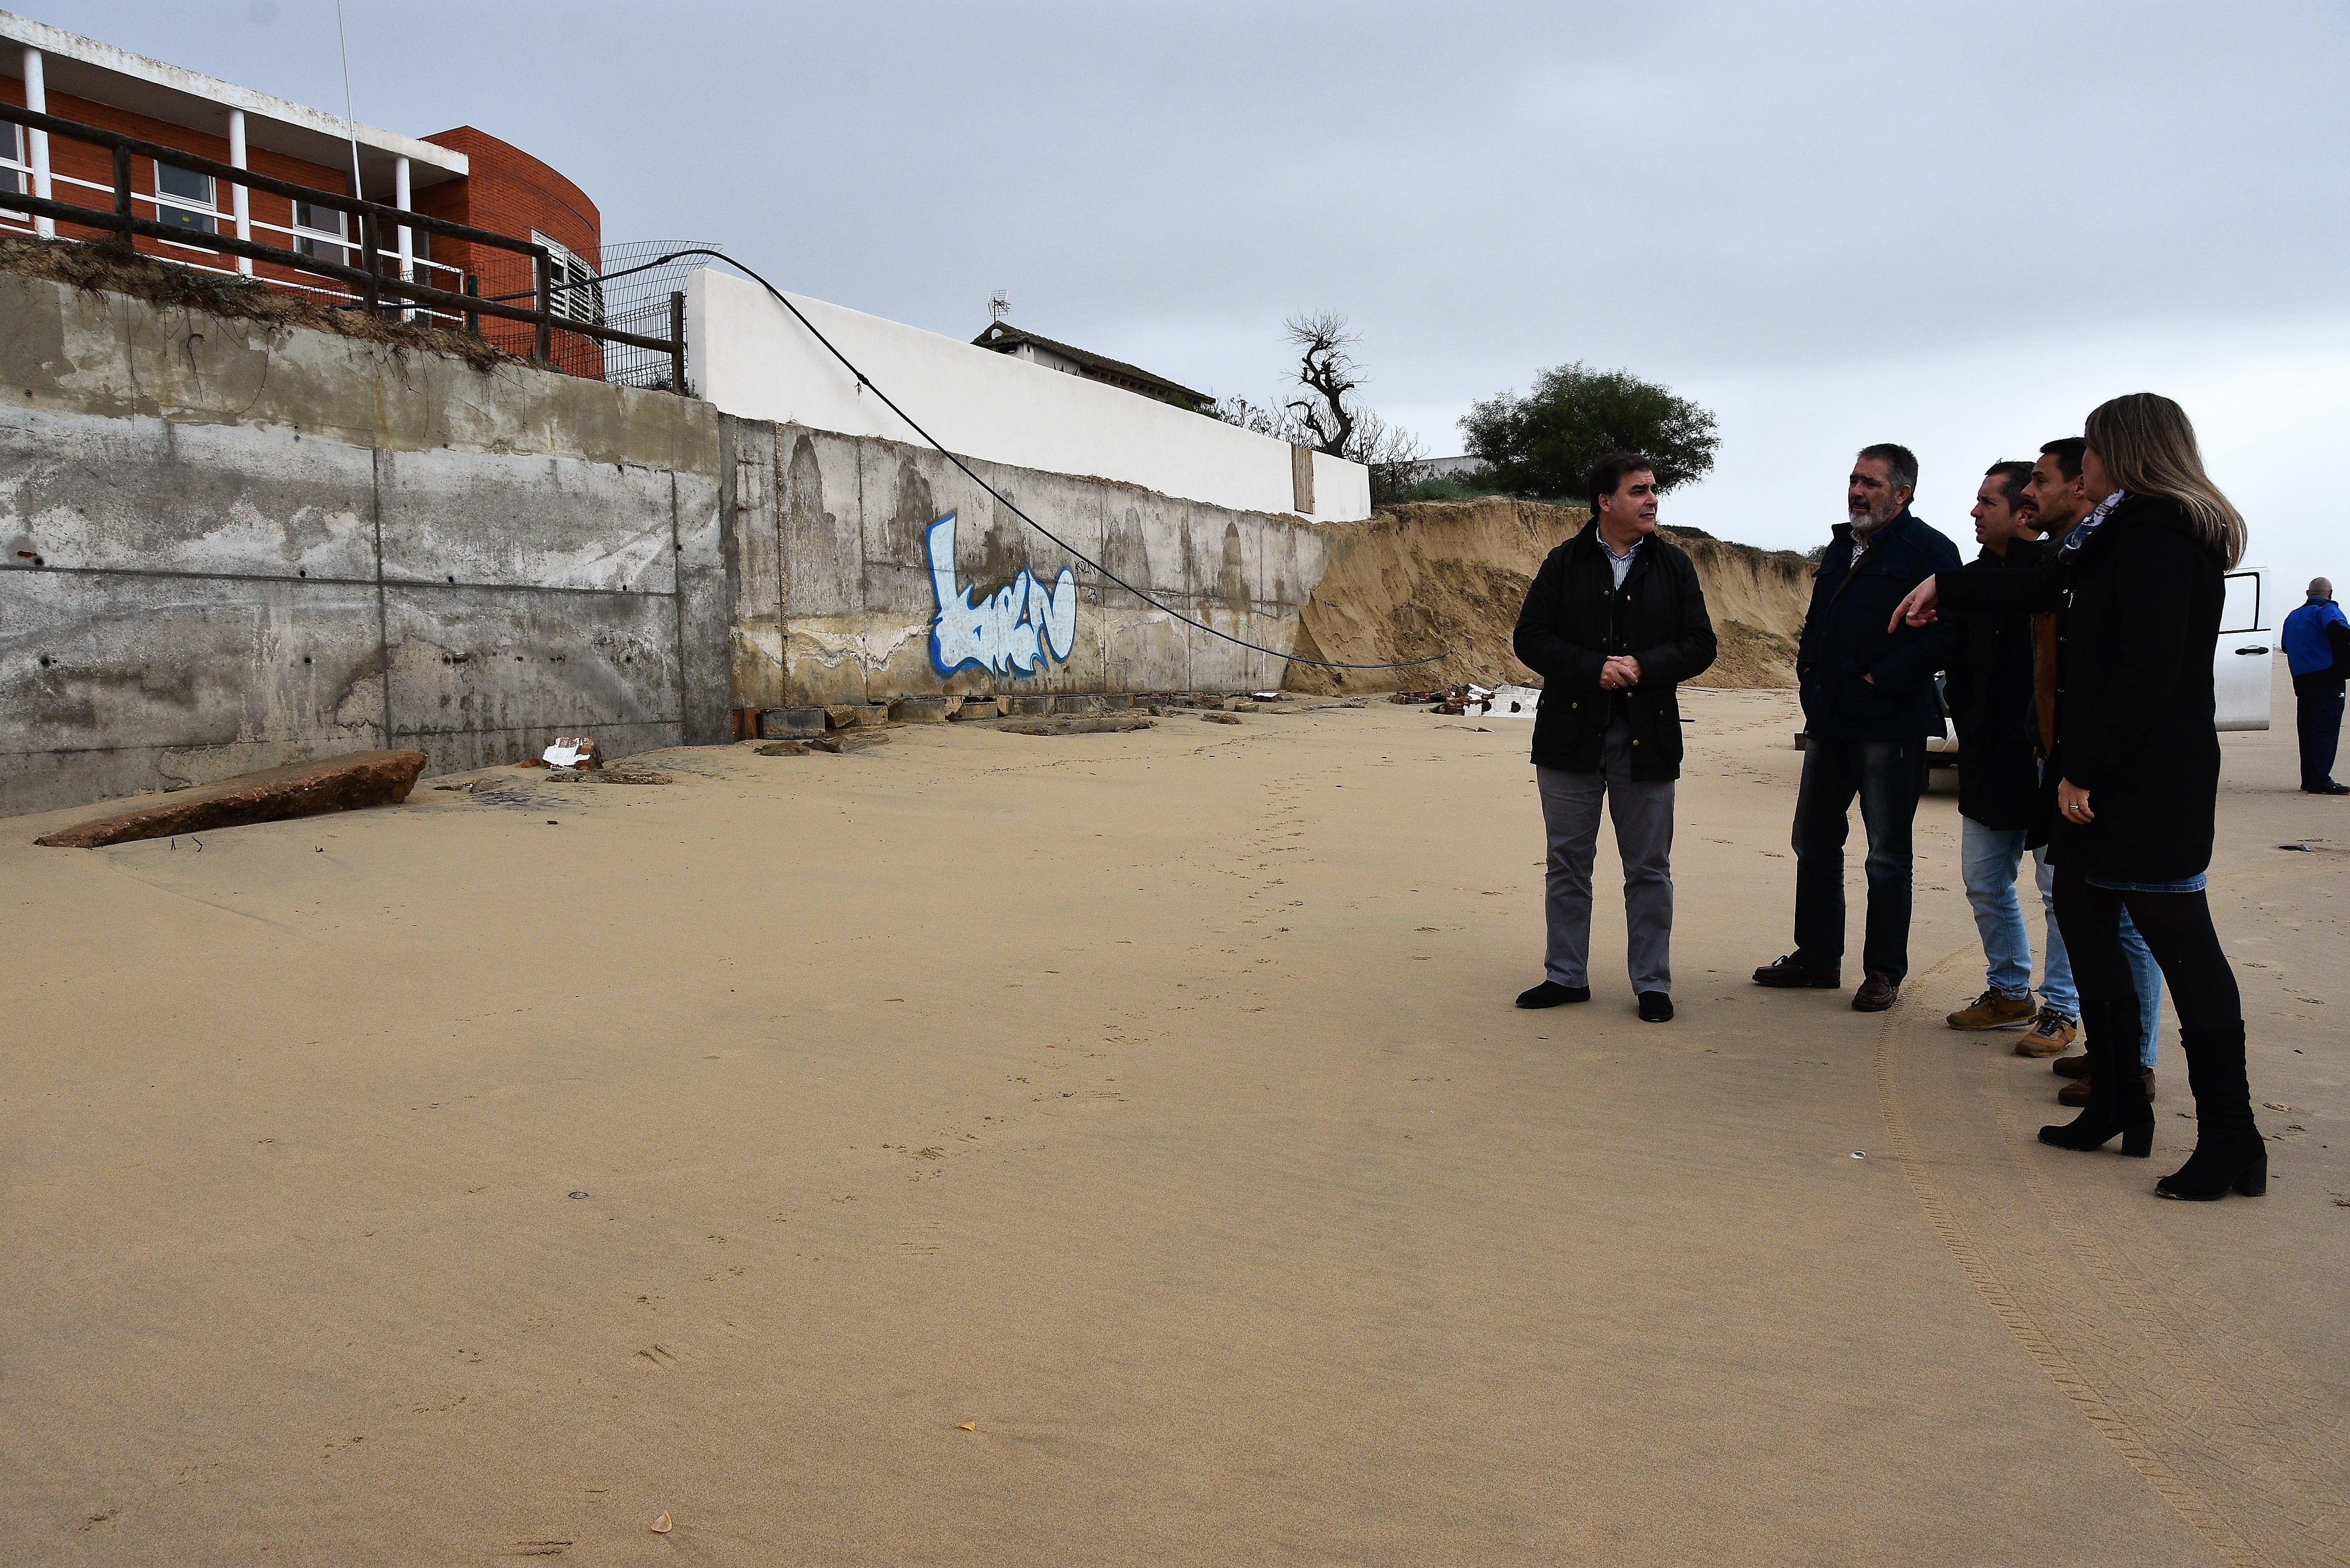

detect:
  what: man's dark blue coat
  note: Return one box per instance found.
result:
[1796,510,1963,742]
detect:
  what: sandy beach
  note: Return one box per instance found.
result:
[4,672,2344,1566]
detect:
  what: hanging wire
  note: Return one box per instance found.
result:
[639,248,1446,674]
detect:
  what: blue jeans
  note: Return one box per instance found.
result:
[1958,816,2160,1065]
[1791,736,1926,982]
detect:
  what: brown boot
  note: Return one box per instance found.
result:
[2014,1009,2079,1056]
[2057,1068,2156,1106]
[1949,990,2038,1030]
[2052,1052,2092,1078]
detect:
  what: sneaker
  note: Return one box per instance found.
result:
[2013,1010,2079,1057]
[1948,990,2038,1031]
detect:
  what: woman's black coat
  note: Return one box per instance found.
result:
[1512,524,1718,781]
[1935,494,2226,883]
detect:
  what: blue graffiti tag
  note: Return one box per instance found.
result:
[926,512,1078,677]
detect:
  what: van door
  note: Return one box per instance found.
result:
[2214,570,2272,731]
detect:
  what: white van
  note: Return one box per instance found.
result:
[1926,567,2271,763]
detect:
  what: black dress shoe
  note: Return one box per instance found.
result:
[1516,981,1590,1009]
[1851,972,1900,1011]
[1753,953,1840,989]
[2306,779,2350,795]
[1637,991,1674,1023]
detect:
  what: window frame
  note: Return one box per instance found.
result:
[151,160,220,238]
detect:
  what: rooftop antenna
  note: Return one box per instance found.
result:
[988,289,1011,325]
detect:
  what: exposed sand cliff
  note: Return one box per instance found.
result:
[1284,497,1814,694]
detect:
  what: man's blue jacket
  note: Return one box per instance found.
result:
[1796,510,1963,742]
[2282,596,2348,679]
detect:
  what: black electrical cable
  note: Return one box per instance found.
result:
[641,247,1447,674]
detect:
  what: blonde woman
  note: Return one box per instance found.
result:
[1891,394,2261,1201]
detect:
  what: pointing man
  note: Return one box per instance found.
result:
[1512,452,1718,1021]
[1754,444,1961,1011]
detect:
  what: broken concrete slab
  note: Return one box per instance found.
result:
[951,697,1003,721]
[1201,713,1243,726]
[1007,696,1051,717]
[814,732,892,754]
[34,750,429,848]
[756,740,810,756]
[759,707,827,740]
[890,697,948,724]
[1049,695,1101,716]
[999,716,1157,736]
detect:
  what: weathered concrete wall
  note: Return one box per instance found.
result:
[719,416,1330,708]
[0,271,728,817]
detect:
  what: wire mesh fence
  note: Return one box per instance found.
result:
[595,241,722,389]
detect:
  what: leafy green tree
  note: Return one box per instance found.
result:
[1459,363,1719,501]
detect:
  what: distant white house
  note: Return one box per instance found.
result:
[1421,454,1490,479]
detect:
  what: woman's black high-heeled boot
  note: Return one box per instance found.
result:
[2158,1023,2266,1200]
[2040,997,2154,1156]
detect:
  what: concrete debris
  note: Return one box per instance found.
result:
[759,707,827,740]
[951,697,1005,721]
[1466,684,1541,719]
[1201,712,1243,725]
[1049,695,1103,716]
[1397,682,1541,717]
[1224,698,1260,712]
[890,697,949,724]
[814,732,892,754]
[1007,696,1053,717]
[35,750,429,848]
[756,740,811,756]
[824,704,892,731]
[547,767,672,783]
[1000,716,1158,736]
[540,736,603,769]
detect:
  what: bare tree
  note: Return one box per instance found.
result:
[1214,312,1430,503]
[1282,312,1361,459]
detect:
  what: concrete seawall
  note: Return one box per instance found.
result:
[0,271,729,816]
[719,417,1329,710]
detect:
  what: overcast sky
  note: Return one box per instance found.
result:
[61,1,2350,609]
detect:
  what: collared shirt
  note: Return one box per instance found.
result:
[1601,533,1641,590]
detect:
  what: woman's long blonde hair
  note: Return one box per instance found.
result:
[2083,393,2247,568]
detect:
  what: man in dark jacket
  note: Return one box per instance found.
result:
[1511,451,1717,1022]
[2282,577,2350,793]
[1941,460,2081,1050]
[1754,443,1962,1011]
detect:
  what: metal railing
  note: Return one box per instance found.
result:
[0,101,685,391]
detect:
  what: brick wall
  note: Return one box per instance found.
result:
[414,126,603,373]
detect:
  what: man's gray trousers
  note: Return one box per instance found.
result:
[1537,719,1676,994]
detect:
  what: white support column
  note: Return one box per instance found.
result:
[393,155,413,320]
[227,109,251,275]
[23,47,52,239]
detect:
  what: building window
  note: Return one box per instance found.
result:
[291,199,348,261]
[1,122,24,202]
[534,231,604,325]
[154,162,218,235]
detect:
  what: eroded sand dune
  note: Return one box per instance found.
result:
[1285,497,1815,694]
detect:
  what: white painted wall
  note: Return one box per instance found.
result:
[687,270,1370,523]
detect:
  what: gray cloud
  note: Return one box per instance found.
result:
[60,1,2350,594]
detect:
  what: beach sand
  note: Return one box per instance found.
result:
[4,672,2343,1564]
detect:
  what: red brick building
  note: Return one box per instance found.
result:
[1,13,601,368]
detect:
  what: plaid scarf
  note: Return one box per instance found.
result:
[2061,490,2126,557]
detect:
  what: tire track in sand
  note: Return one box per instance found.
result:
[1874,942,2350,1567]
